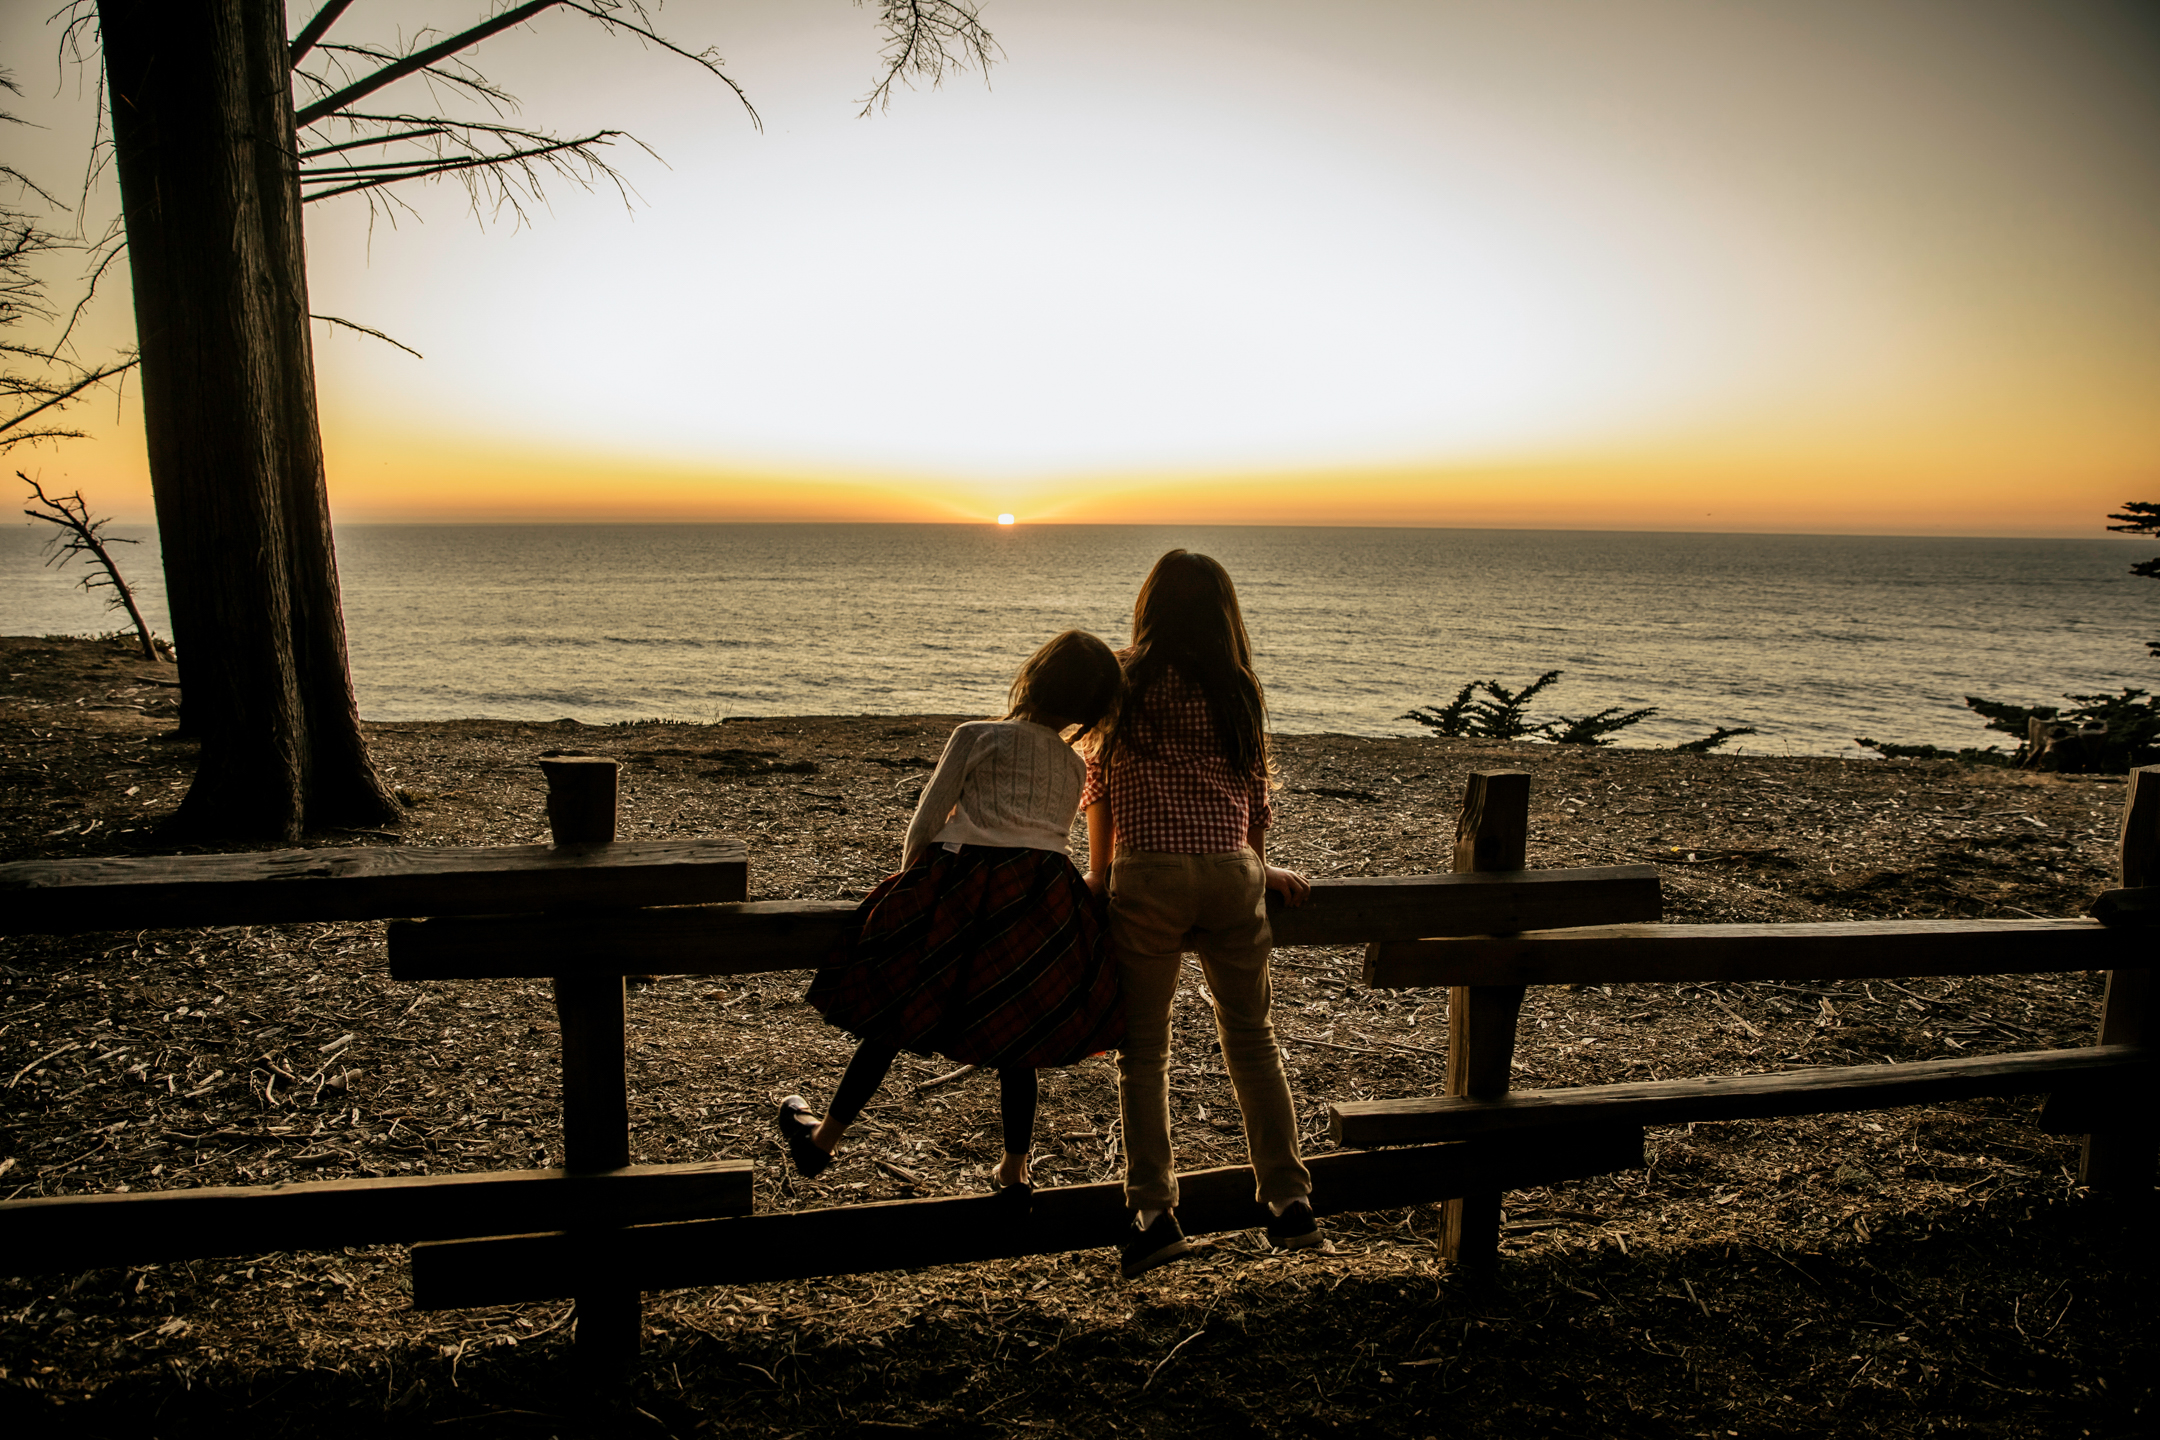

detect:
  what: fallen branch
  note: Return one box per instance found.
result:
[915,1063,980,1094]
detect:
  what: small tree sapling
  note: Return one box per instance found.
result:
[21,474,162,662]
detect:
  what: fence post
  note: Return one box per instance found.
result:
[1441,770,1531,1273]
[540,756,641,1366]
[2086,767,2159,1191]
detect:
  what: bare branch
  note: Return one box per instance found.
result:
[294,3,760,135]
[50,222,126,357]
[559,3,759,129]
[293,1,568,128]
[1,163,66,215]
[858,0,1001,118]
[290,0,360,68]
[0,357,139,445]
[300,128,451,160]
[302,44,521,117]
[20,473,163,662]
[301,131,631,207]
[309,314,424,360]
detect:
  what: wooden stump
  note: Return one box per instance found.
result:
[1441,771,1531,1273]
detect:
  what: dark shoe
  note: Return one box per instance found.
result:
[1265,1197,1331,1251]
[1120,1209,1192,1279]
[776,1095,831,1178]
[991,1175,1035,1217]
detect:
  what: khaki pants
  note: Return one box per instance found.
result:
[1108,848,1313,1210]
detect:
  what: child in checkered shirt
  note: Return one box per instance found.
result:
[777,631,1125,1210]
[1081,549,1324,1277]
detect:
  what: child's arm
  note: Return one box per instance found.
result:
[1248,825,1311,906]
[1084,801,1113,897]
[1247,757,1309,905]
[900,726,977,869]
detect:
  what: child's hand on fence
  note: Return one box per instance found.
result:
[1265,864,1311,906]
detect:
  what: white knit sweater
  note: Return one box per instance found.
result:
[902,720,1084,865]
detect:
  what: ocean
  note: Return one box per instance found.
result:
[2,523,2150,756]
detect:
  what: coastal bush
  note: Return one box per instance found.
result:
[1403,671,1752,751]
[1857,502,2160,772]
[1937,687,2160,772]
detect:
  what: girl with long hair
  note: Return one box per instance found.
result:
[1081,550,1323,1277]
[779,630,1126,1209]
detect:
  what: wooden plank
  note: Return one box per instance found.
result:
[541,755,619,844]
[0,1161,751,1276]
[2119,765,2160,887]
[541,757,641,1366]
[1366,918,2137,989]
[409,1125,1643,1308]
[2080,967,2155,1189]
[2084,765,2160,1191]
[1278,865,1661,947]
[1330,1046,2149,1147]
[390,898,860,979]
[0,838,748,935]
[557,974,631,1172]
[387,867,1661,981]
[1441,770,1530,1274]
[1452,770,1529,874]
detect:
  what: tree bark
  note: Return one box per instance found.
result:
[100,0,398,840]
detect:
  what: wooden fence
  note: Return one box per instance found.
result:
[1,756,2151,1369]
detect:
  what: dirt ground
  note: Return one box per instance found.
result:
[0,634,2151,1438]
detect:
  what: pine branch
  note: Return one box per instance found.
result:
[0,357,138,446]
[299,128,452,160]
[290,0,359,67]
[300,133,628,206]
[294,2,567,128]
[309,315,423,360]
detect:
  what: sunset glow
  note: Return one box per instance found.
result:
[5,1,2154,535]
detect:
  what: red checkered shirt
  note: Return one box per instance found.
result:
[1080,666,1272,855]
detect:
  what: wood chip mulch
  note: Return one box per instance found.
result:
[0,634,2151,1437]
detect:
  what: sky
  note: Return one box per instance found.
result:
[5,0,2157,532]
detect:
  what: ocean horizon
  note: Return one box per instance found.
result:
[4,522,2150,758]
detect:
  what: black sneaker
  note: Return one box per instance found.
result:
[1120,1209,1192,1279]
[776,1095,831,1178]
[1265,1198,1331,1251]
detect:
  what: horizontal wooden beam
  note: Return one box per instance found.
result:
[389,866,1663,980]
[410,1125,1643,1308]
[0,1160,750,1275]
[391,898,859,979]
[1268,865,1661,946]
[0,840,748,935]
[1365,918,2139,989]
[1330,1046,2149,1148]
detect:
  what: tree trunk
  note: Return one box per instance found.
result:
[100,0,399,841]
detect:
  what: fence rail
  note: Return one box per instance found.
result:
[384,864,1664,979]
[1,754,2151,1370]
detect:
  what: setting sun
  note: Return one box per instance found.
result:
[997,514,1016,526]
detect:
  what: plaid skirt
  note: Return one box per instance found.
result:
[807,845,1124,1068]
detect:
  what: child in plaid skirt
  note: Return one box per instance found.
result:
[778,630,1126,1206]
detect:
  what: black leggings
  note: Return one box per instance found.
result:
[828,1035,1037,1154]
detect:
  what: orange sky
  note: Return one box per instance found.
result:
[7,1,2156,534]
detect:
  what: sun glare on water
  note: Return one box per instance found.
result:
[997,513,1015,526]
